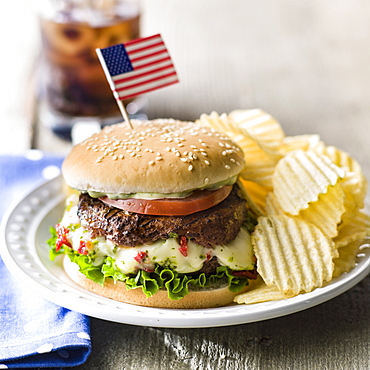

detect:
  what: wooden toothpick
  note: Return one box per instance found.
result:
[115,95,134,129]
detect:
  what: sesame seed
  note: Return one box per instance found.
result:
[148,160,155,165]
[181,158,189,163]
[178,143,184,147]
[130,152,136,157]
[205,160,210,166]
[176,152,181,157]
[204,177,210,184]
[219,142,225,147]
[166,147,171,152]
[156,156,163,161]
[201,152,208,156]
[190,145,197,149]
[119,154,124,159]
[188,165,193,171]
[225,165,231,170]
[113,155,118,161]
[222,151,228,156]
[230,158,236,163]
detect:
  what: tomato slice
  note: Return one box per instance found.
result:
[98,185,233,216]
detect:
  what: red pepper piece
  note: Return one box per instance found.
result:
[78,241,89,255]
[178,236,188,257]
[134,251,148,264]
[55,224,72,251]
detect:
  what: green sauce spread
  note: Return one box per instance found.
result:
[83,175,238,200]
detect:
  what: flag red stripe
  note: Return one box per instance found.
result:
[115,71,178,92]
[124,34,161,47]
[114,64,175,84]
[129,49,168,64]
[130,56,173,71]
[127,41,165,56]
[117,80,178,101]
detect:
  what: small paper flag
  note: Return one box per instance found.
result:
[96,34,179,101]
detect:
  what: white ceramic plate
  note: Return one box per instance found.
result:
[1,175,370,328]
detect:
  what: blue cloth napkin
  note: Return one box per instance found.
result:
[0,151,91,368]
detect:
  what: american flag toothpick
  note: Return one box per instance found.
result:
[96,34,179,129]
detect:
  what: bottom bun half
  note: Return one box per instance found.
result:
[63,256,255,309]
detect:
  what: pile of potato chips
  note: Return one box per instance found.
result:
[197,109,370,304]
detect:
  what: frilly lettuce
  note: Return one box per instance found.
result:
[48,227,250,300]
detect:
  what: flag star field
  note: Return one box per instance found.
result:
[99,44,134,76]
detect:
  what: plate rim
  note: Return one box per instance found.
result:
[1,175,369,328]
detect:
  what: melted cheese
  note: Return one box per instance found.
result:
[60,194,254,274]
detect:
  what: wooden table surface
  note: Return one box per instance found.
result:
[1,1,370,369]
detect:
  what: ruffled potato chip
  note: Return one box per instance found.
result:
[265,191,285,215]
[334,210,370,248]
[298,183,346,238]
[234,278,295,304]
[196,111,239,140]
[252,215,338,295]
[240,158,277,187]
[265,185,346,238]
[229,108,285,152]
[238,178,271,216]
[333,239,369,277]
[278,134,325,155]
[198,107,369,305]
[272,150,345,215]
[313,145,367,210]
[197,111,281,186]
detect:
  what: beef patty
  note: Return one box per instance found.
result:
[77,184,247,249]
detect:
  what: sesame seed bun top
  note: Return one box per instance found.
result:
[62,119,245,194]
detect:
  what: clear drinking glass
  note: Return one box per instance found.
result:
[38,0,141,139]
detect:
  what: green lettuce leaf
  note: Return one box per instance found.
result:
[48,227,250,301]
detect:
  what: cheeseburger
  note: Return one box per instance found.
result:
[49,119,258,308]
